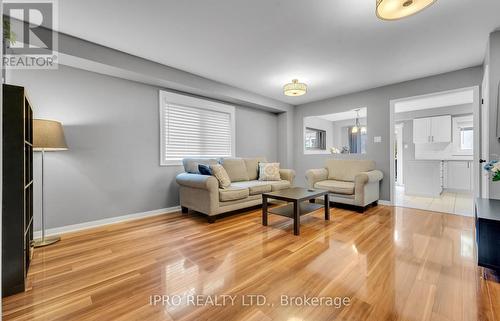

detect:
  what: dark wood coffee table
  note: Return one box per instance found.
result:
[262,187,329,235]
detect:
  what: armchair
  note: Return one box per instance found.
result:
[305,160,383,212]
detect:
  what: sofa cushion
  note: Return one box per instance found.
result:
[269,180,291,191]
[219,187,249,201]
[183,158,218,174]
[314,180,355,195]
[210,164,231,189]
[220,158,249,182]
[243,157,266,180]
[231,180,272,195]
[326,160,375,182]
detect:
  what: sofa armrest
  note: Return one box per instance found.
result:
[279,169,296,184]
[176,173,219,190]
[305,168,329,189]
[355,170,383,185]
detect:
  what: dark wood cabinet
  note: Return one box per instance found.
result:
[475,198,500,272]
[2,84,34,297]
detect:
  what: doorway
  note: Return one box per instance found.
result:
[389,87,481,216]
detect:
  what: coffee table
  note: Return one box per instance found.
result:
[262,187,329,235]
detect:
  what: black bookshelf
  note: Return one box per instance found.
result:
[2,84,34,297]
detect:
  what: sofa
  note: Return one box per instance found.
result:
[305,159,383,212]
[176,157,295,222]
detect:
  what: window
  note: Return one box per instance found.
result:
[460,127,473,150]
[305,127,326,150]
[348,127,367,154]
[452,115,473,155]
[159,91,235,166]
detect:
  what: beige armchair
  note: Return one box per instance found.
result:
[305,160,383,212]
[176,157,295,222]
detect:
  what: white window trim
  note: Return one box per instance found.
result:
[452,114,473,156]
[159,90,236,166]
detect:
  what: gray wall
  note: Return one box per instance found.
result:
[6,65,280,229]
[294,67,483,201]
[236,106,279,160]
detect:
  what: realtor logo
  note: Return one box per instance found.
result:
[3,0,58,69]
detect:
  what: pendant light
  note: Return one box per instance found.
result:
[376,0,436,21]
[351,109,366,134]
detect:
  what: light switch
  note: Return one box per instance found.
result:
[374,136,382,143]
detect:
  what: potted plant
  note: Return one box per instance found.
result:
[484,160,500,181]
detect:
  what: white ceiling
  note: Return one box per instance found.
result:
[317,107,367,122]
[56,0,500,105]
[394,88,474,113]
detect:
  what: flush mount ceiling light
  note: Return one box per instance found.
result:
[376,0,436,21]
[283,79,307,97]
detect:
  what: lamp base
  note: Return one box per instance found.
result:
[33,235,61,248]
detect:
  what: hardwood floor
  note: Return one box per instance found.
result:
[2,205,499,321]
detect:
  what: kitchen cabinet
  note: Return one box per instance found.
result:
[405,161,443,197]
[413,118,431,143]
[445,160,473,191]
[413,115,451,143]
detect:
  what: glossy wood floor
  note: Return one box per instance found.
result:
[3,205,500,321]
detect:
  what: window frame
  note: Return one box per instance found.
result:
[159,90,236,166]
[452,114,473,156]
[459,126,473,151]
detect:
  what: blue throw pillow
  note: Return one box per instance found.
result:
[198,164,212,175]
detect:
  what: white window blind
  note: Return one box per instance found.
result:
[159,91,235,165]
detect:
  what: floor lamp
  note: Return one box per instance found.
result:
[33,119,68,247]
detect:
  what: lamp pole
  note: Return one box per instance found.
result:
[34,148,60,247]
[41,148,45,242]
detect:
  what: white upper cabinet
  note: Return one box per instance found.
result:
[431,115,452,142]
[413,118,431,143]
[413,115,451,143]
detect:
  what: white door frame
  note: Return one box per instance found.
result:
[389,86,481,205]
[481,68,489,198]
[395,123,404,186]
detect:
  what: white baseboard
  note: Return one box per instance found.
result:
[34,206,181,238]
[378,200,392,206]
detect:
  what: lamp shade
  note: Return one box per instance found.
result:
[376,0,436,20]
[33,119,68,151]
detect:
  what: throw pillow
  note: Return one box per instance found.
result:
[258,162,281,181]
[210,164,231,189]
[198,164,212,176]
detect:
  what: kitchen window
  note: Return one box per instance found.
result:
[452,115,473,155]
[460,127,473,150]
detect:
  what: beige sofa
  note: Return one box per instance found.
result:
[176,157,295,222]
[305,160,383,212]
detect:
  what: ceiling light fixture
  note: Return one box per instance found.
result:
[283,79,307,97]
[376,0,436,21]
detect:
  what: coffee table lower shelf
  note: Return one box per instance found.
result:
[268,202,324,218]
[262,187,329,235]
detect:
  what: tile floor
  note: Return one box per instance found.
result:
[394,185,474,216]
